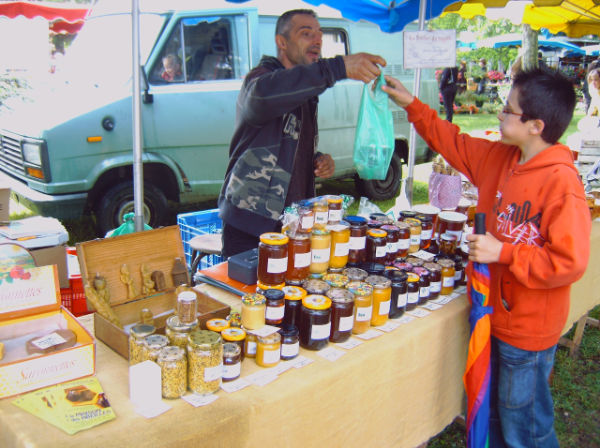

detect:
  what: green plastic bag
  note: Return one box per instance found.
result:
[353,72,394,180]
[106,212,152,237]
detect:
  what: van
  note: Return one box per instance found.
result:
[0,0,437,236]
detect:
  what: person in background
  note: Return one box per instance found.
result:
[586,68,600,117]
[583,59,600,114]
[381,68,590,448]
[218,9,386,258]
[457,60,467,94]
[161,54,183,82]
[439,65,458,122]
[476,58,488,94]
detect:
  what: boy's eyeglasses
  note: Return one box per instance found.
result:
[501,104,531,120]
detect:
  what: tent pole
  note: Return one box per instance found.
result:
[132,0,144,232]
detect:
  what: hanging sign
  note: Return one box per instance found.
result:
[403,29,456,69]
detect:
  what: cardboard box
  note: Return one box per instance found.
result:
[76,226,230,360]
[0,265,95,399]
[0,187,9,223]
[31,244,69,289]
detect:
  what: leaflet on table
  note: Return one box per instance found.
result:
[0,216,68,239]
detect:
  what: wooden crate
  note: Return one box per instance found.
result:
[76,226,230,359]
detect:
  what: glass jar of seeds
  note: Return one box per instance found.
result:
[157,346,187,399]
[187,330,223,395]
[165,315,198,351]
[129,324,155,365]
[142,334,169,362]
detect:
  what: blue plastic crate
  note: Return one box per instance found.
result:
[177,209,224,271]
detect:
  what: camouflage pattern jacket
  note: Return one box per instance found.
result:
[218,55,347,236]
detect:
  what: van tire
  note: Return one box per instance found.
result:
[355,153,403,201]
[95,182,168,236]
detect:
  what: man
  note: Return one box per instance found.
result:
[218,9,386,258]
[439,66,458,122]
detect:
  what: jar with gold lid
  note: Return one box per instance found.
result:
[406,273,420,311]
[438,258,456,295]
[328,222,350,270]
[366,228,388,264]
[346,281,373,334]
[310,228,331,274]
[326,195,343,224]
[166,315,198,351]
[282,285,307,328]
[222,327,246,360]
[258,232,289,286]
[206,318,230,333]
[256,332,281,367]
[326,287,355,343]
[157,346,187,399]
[404,217,422,254]
[187,330,222,395]
[241,293,266,330]
[129,324,155,365]
[299,295,332,350]
[365,275,391,326]
[285,232,311,285]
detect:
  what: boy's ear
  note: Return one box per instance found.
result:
[529,118,545,137]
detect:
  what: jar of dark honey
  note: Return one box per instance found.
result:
[282,285,307,328]
[416,214,433,250]
[285,232,311,285]
[346,216,368,264]
[326,287,355,343]
[412,267,430,305]
[326,195,343,224]
[385,270,408,318]
[423,261,442,299]
[299,295,332,350]
[264,289,285,326]
[380,224,399,264]
[366,228,388,264]
[406,272,420,311]
[258,232,289,286]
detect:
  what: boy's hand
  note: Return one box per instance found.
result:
[314,153,335,178]
[343,53,387,83]
[381,76,414,108]
[466,232,503,264]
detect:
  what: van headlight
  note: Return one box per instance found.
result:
[22,142,43,166]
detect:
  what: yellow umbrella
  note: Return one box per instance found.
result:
[444,0,600,37]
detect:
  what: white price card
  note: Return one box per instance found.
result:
[354,329,384,340]
[335,338,364,350]
[317,346,346,362]
[247,325,280,338]
[406,308,431,318]
[435,295,453,305]
[245,371,279,387]
[290,355,314,369]
[410,250,436,261]
[221,378,250,393]
[455,286,467,295]
[421,302,443,311]
[396,314,415,325]
[272,362,294,376]
[182,393,219,407]
[376,321,402,333]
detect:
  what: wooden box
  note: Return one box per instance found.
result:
[76,226,230,359]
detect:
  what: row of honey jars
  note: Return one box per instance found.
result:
[295,195,345,234]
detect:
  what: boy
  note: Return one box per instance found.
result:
[382,69,591,447]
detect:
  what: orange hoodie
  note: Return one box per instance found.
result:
[406,98,591,351]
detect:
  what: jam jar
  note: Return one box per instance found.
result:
[302,278,330,296]
[177,290,198,325]
[326,287,355,343]
[405,256,425,268]
[299,295,332,350]
[187,330,223,395]
[142,334,169,362]
[423,262,442,299]
[222,342,242,382]
[312,198,329,230]
[380,224,400,264]
[279,325,300,360]
[399,210,417,221]
[359,262,386,276]
[385,270,408,318]
[346,281,373,335]
[241,293,266,330]
[322,273,349,289]
[404,217,422,254]
[264,289,285,326]
[129,324,156,365]
[328,222,350,270]
[365,275,392,326]
[244,331,258,359]
[157,346,187,399]
[282,285,307,328]
[346,216,368,264]
[166,315,198,351]
[285,232,311,285]
[406,273,420,311]
[366,228,388,264]
[343,266,368,282]
[222,327,246,360]
[416,214,433,250]
[256,332,281,367]
[258,232,289,286]
[394,260,413,272]
[310,229,331,274]
[297,205,315,233]
[412,267,430,305]
[439,233,458,257]
[326,195,343,224]
[395,222,411,258]
[454,254,465,286]
[438,258,456,295]
[206,318,230,334]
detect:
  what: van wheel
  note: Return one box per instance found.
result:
[95,182,168,236]
[355,153,403,201]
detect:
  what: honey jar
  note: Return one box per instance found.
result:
[346,281,373,334]
[312,198,329,230]
[257,232,289,286]
[310,228,331,274]
[438,258,456,295]
[423,262,442,299]
[244,331,257,358]
[346,215,368,264]
[222,327,246,360]
[406,273,420,311]
[297,205,315,233]
[380,224,400,264]
[279,326,300,360]
[222,343,242,382]
[285,232,311,285]
[326,195,343,223]
[366,228,388,264]
[241,293,266,330]
[365,275,391,327]
[416,214,433,250]
[404,217,422,253]
[256,332,281,367]
[385,269,408,318]
[299,294,332,350]
[412,267,430,305]
[395,221,411,258]
[326,287,355,343]
[282,285,307,328]
[439,233,458,257]
[328,222,350,270]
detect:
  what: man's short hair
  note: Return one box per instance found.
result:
[513,68,575,144]
[275,9,317,37]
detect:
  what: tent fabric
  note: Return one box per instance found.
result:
[0,1,89,34]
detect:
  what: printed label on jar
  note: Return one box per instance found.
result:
[314,211,328,225]
[294,251,311,268]
[386,242,396,254]
[266,305,285,320]
[376,246,387,258]
[410,234,421,245]
[349,236,366,250]
[397,239,410,250]
[267,257,288,274]
[223,362,241,379]
[339,315,354,332]
[281,341,300,357]
[356,306,373,322]
[302,215,315,229]
[204,363,223,382]
[263,348,281,364]
[312,248,330,263]
[407,291,419,305]
[421,229,433,240]
[397,292,408,307]
[311,322,331,340]
[334,242,349,257]
[430,281,442,293]
[446,230,463,241]
[328,209,343,222]
[246,341,257,355]
[378,300,391,316]
[454,270,462,281]
[419,286,430,297]
[442,276,455,288]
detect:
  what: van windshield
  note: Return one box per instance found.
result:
[59,13,166,86]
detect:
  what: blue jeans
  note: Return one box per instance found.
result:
[489,337,559,448]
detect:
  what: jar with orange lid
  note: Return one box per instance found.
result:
[439,233,458,257]
[243,331,258,358]
[406,273,420,311]
[423,262,442,299]
[380,224,399,263]
[222,327,246,360]
[328,221,350,269]
[285,232,311,285]
[395,221,411,258]
[312,198,329,230]
[256,281,285,294]
[365,275,391,326]
[258,232,288,286]
[438,258,456,295]
[206,318,230,333]
[299,294,332,350]
[222,343,242,382]
[346,216,368,264]
[326,195,344,224]
[310,228,331,274]
[256,332,281,367]
[416,214,433,250]
[404,217,422,253]
[264,289,285,326]
[241,293,266,330]
[366,228,388,264]
[297,205,315,233]
[326,287,355,343]
[346,281,373,334]
[282,285,306,328]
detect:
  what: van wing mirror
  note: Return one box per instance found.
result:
[141,66,153,104]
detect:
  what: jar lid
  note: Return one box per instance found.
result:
[412,204,441,215]
[399,210,417,219]
[358,262,386,275]
[311,228,331,236]
[412,267,429,277]
[242,293,266,306]
[287,231,310,240]
[384,269,408,284]
[367,228,387,238]
[223,342,241,357]
[380,224,399,234]
[263,288,285,301]
[395,221,410,230]
[406,272,420,282]
[369,213,387,221]
[222,327,246,341]
[322,273,349,288]
[177,290,197,302]
[326,287,354,303]
[259,232,289,245]
[437,258,455,268]
[346,281,373,296]
[144,334,169,349]
[157,345,184,362]
[393,261,413,271]
[257,332,281,344]
[326,222,350,232]
[206,318,230,332]
[365,274,392,289]
[438,211,468,223]
[130,324,155,338]
[282,285,307,301]
[342,267,368,281]
[302,294,332,310]
[345,215,367,226]
[416,213,432,222]
[405,256,425,267]
[166,315,198,332]
[404,217,422,227]
[257,281,285,292]
[188,329,221,348]
[302,278,330,294]
[278,325,299,337]
[423,261,441,272]
[325,195,342,204]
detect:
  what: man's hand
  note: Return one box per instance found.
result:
[314,153,335,179]
[343,53,387,83]
[380,75,415,108]
[466,232,503,264]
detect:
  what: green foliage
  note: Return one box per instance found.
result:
[455,91,488,106]
[0,72,30,106]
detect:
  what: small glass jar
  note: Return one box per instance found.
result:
[412,267,430,305]
[395,222,411,258]
[439,233,458,258]
[326,287,355,343]
[282,285,307,328]
[328,222,350,270]
[439,258,456,295]
[385,270,408,319]
[326,195,344,224]
[166,315,198,351]
[426,238,440,256]
[366,228,388,264]
[365,275,392,327]
[424,262,442,299]
[454,254,465,286]
[406,273,420,311]
[285,232,311,285]
[177,290,198,325]
[129,324,156,365]
[346,216,368,264]
[256,332,281,367]
[405,256,425,268]
[222,342,242,382]
[310,228,331,274]
[404,217,422,254]
[222,327,246,360]
[244,331,258,358]
[346,281,373,335]
[312,198,329,230]
[279,325,300,360]
[360,262,386,276]
[299,294,332,350]
[157,346,187,399]
[399,210,417,221]
[241,293,266,330]
[393,260,413,271]
[264,289,285,326]
[380,224,400,264]
[142,334,169,362]
[322,272,349,289]
[187,330,222,395]
[417,214,433,250]
[140,308,155,326]
[206,318,230,333]
[258,232,289,286]
[302,278,330,296]
[342,266,368,282]
[297,205,315,233]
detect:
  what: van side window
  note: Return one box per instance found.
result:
[322,28,348,58]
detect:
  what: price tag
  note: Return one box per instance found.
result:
[411,250,435,261]
[421,302,443,311]
[182,393,219,407]
[354,329,384,340]
[221,378,250,393]
[335,338,364,350]
[406,308,431,318]
[247,325,280,338]
[245,371,278,387]
[396,314,415,325]
[376,321,402,332]
[317,346,346,362]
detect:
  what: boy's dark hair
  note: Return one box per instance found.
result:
[513,68,575,144]
[275,9,317,37]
